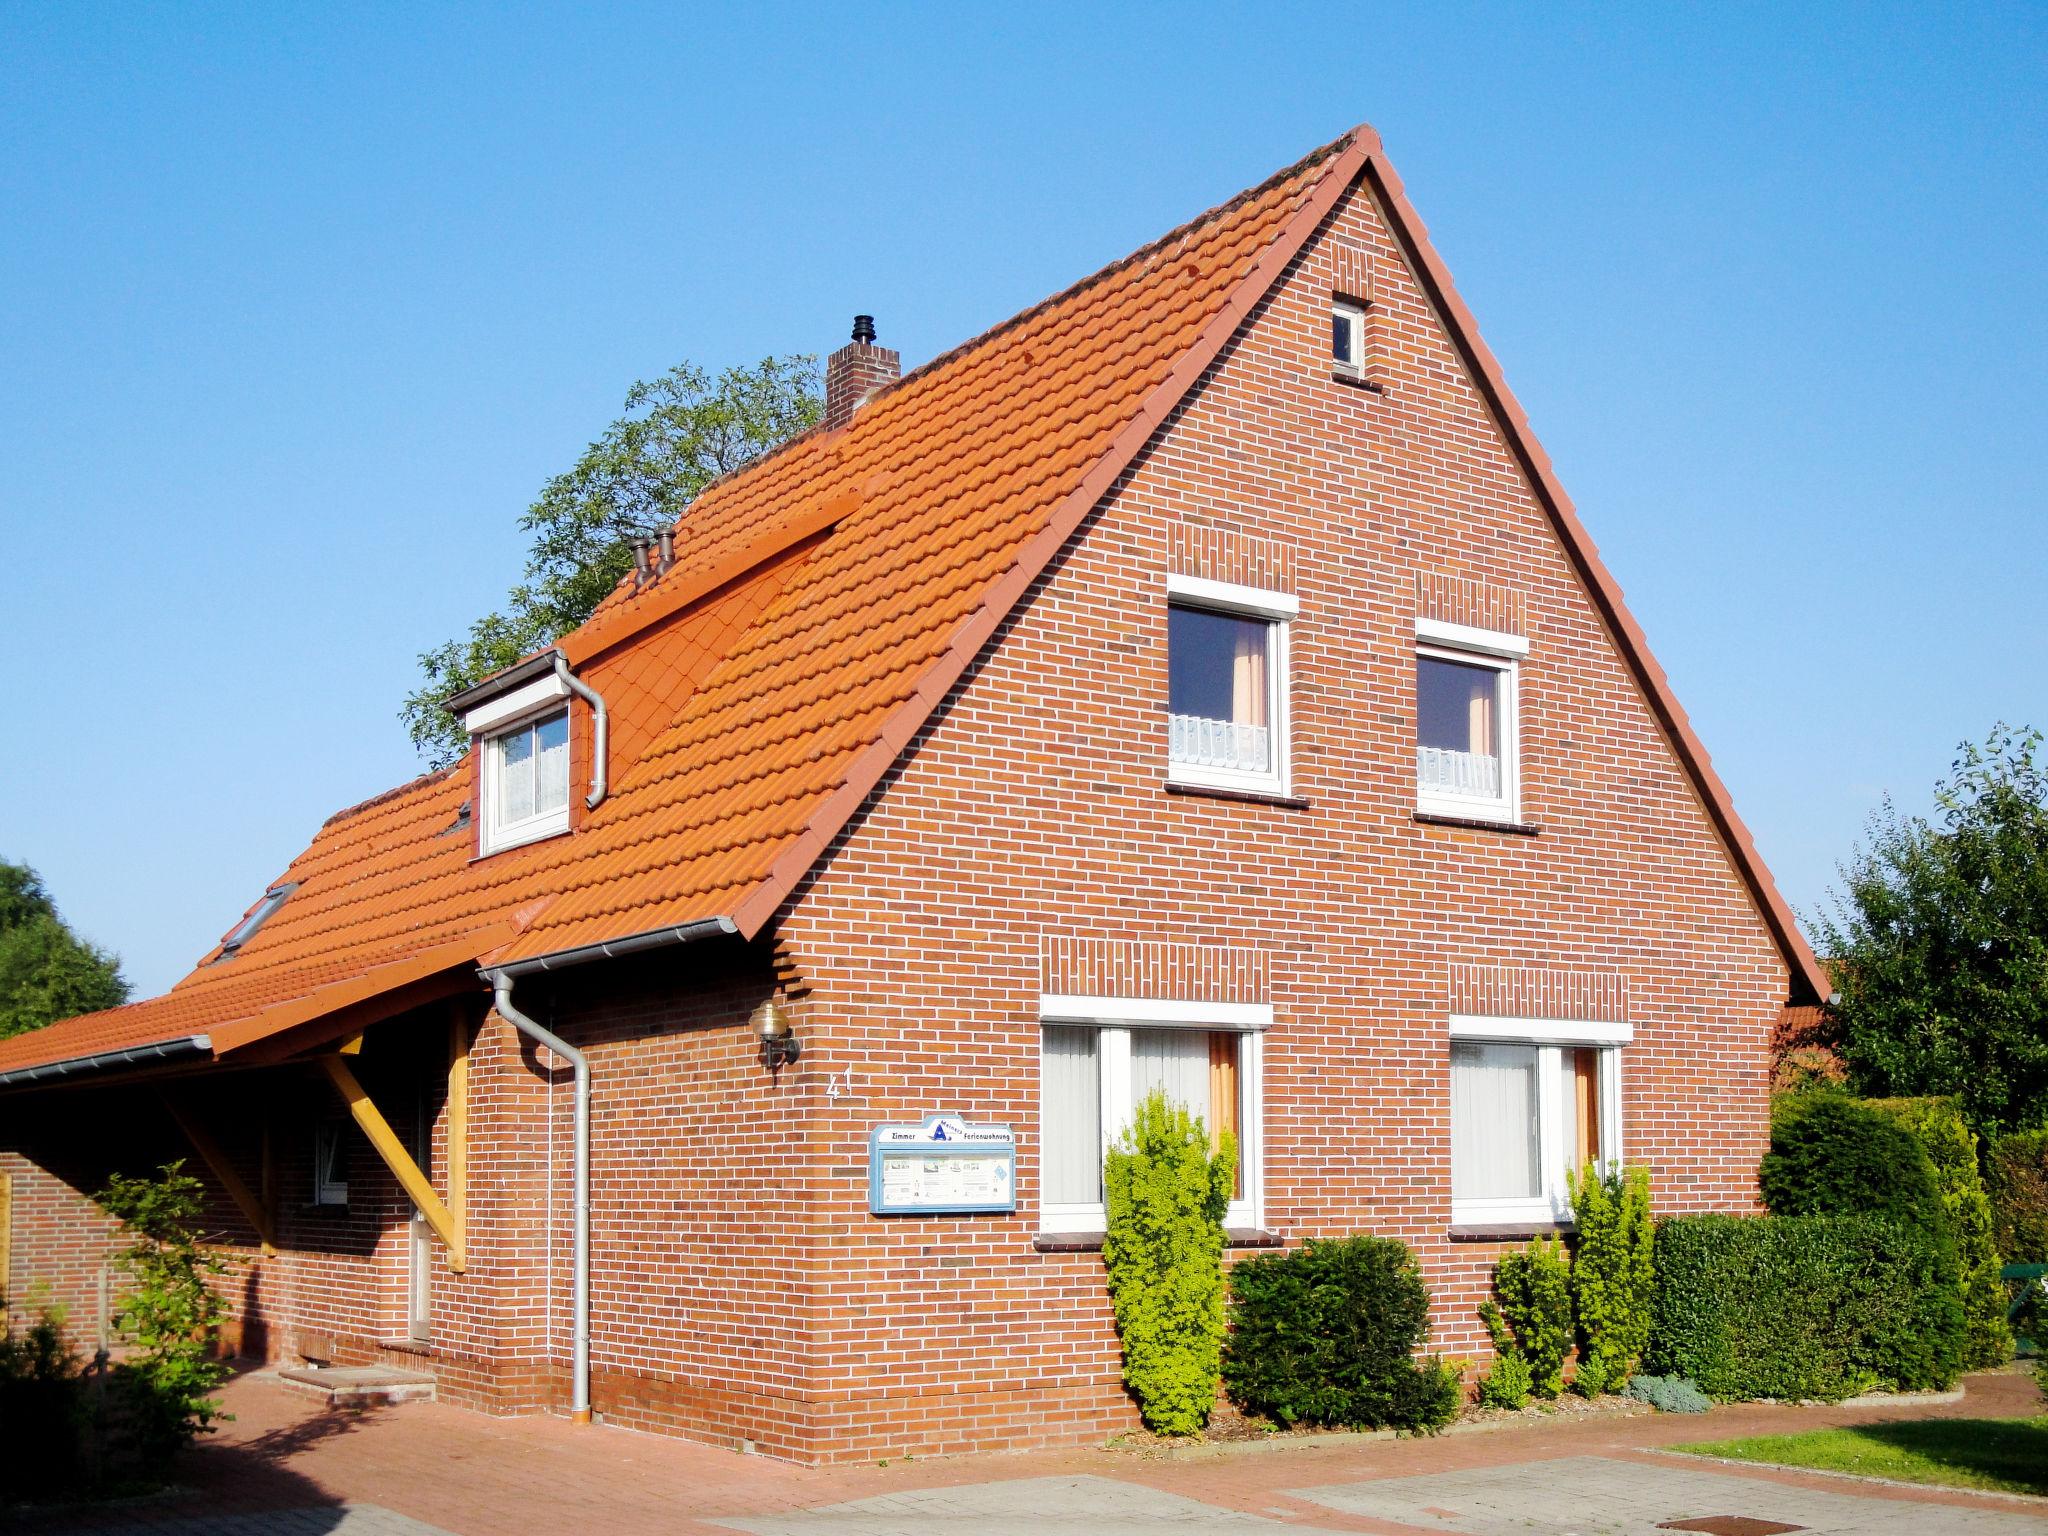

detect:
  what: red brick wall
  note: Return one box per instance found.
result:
[765,170,1788,1459]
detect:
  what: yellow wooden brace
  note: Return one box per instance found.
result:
[318,1055,465,1271]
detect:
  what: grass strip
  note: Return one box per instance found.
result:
[1674,1417,2048,1498]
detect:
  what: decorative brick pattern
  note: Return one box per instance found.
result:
[1447,964,1628,1021]
[1167,522,1295,595]
[1041,936,1270,1002]
[1416,570,1527,637]
[1329,238,1373,302]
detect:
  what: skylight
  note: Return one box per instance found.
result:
[216,883,296,960]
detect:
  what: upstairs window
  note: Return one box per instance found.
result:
[1166,574,1296,796]
[481,708,570,854]
[1415,616,1527,824]
[1331,298,1366,379]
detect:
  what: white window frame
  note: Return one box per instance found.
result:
[1165,572,1296,797]
[1415,615,1527,824]
[1332,297,1367,379]
[1448,1013,1626,1228]
[313,1120,349,1207]
[478,704,573,855]
[1038,995,1268,1235]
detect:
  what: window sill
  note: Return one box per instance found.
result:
[1166,780,1311,809]
[1414,809,1540,836]
[1331,368,1384,393]
[1449,1221,1572,1242]
[1033,1227,1283,1254]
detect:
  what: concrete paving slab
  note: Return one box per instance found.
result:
[712,1472,1307,1534]
[1292,1453,2048,1534]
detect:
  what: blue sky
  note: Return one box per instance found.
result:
[2,4,2042,997]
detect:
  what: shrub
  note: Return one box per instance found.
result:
[1624,1373,1711,1413]
[0,1302,83,1500]
[1480,1237,1572,1399]
[98,1162,231,1467]
[1101,1091,1235,1436]
[1475,1347,1531,1410]
[1989,1130,2048,1262]
[1650,1212,1965,1400]
[1568,1163,1655,1390]
[1760,1094,1944,1239]
[1223,1235,1461,1433]
[1866,1096,2011,1367]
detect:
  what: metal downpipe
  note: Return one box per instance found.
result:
[488,970,592,1424]
[551,652,609,810]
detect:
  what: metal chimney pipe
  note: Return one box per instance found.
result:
[657,527,674,574]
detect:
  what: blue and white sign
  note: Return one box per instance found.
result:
[868,1114,1016,1215]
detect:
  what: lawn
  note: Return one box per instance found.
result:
[1675,1417,2048,1499]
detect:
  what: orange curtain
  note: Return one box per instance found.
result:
[1209,1032,1242,1196]
[1231,630,1267,727]
[1573,1049,1601,1169]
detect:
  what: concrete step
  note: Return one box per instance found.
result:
[275,1364,437,1408]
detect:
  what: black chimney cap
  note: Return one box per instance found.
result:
[851,314,877,344]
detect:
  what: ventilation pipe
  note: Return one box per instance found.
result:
[551,653,608,810]
[487,970,591,1424]
[657,526,675,574]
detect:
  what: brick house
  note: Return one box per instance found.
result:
[0,124,1826,1463]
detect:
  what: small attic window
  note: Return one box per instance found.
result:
[1331,298,1366,380]
[216,883,296,961]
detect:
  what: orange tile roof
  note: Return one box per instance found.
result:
[0,129,1363,1080]
[0,119,1828,1084]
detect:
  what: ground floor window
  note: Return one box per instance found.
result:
[1449,1019,1624,1227]
[1039,1018,1261,1234]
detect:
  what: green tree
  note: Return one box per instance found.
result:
[1102,1090,1235,1435]
[1818,724,2048,1140]
[1568,1163,1656,1394]
[0,860,129,1039]
[401,355,823,765]
[98,1162,231,1470]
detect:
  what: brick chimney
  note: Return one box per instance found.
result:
[823,315,900,430]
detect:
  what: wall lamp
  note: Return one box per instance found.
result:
[756,999,801,1071]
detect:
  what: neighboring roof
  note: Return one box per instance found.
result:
[0,121,1827,1085]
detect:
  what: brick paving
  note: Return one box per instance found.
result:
[10,1369,2043,1535]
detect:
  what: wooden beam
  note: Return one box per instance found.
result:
[1,1170,13,1310]
[446,1003,470,1241]
[159,1095,277,1256]
[318,1056,464,1271]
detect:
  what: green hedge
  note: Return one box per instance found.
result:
[1990,1130,2048,1263]
[1760,1094,1944,1234]
[1866,1097,2011,1367]
[1649,1212,1965,1400]
[1222,1235,1460,1432]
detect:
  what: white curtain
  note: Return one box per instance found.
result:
[1451,1042,1540,1199]
[498,727,536,823]
[1131,1029,1211,1126]
[534,711,571,813]
[1042,1026,1101,1204]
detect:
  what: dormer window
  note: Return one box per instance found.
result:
[481,708,570,854]
[444,651,585,857]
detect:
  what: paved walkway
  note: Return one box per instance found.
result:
[13,1369,2044,1535]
